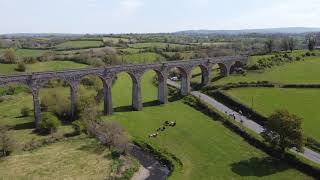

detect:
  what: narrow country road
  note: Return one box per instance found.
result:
[167,80,320,164]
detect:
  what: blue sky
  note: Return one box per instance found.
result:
[1,0,320,34]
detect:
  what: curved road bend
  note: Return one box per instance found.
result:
[167,80,320,164]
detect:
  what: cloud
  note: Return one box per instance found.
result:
[120,0,143,12]
[87,0,98,7]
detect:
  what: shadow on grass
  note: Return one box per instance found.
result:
[230,157,289,177]
[114,100,161,113]
[211,76,224,82]
[12,121,35,130]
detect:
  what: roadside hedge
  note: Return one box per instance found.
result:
[205,90,268,126]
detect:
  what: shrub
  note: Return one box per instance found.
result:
[40,91,71,119]
[71,120,86,135]
[88,121,131,154]
[0,126,15,157]
[38,112,61,134]
[15,62,26,72]
[305,52,311,56]
[20,106,31,117]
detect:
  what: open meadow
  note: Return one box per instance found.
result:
[225,87,320,141]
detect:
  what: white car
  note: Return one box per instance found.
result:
[170,77,179,81]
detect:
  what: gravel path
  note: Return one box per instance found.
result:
[167,80,320,164]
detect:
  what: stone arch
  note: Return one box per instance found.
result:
[78,73,108,115]
[167,66,190,96]
[37,77,74,120]
[114,71,143,111]
[141,69,167,105]
[191,64,210,86]
[230,61,245,74]
[217,63,229,77]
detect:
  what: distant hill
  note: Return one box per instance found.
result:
[175,27,320,35]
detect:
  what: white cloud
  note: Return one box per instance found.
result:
[228,0,320,29]
[120,0,143,12]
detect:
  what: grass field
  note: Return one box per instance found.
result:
[0,61,88,75]
[0,61,315,179]
[55,40,103,49]
[225,87,320,141]
[0,49,49,58]
[103,71,312,179]
[118,52,165,64]
[0,137,112,180]
[103,37,129,43]
[129,42,187,49]
[215,56,320,85]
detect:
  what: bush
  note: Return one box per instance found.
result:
[38,112,61,134]
[40,91,71,119]
[71,120,87,135]
[15,62,26,72]
[20,107,31,117]
[305,52,311,56]
[0,126,15,157]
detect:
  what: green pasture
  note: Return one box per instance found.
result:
[215,56,320,85]
[118,52,165,64]
[55,40,103,49]
[129,42,187,49]
[0,61,87,75]
[225,87,320,141]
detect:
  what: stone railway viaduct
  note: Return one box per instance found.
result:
[0,56,248,127]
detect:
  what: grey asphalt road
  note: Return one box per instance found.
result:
[167,80,320,164]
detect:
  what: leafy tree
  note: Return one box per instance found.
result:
[40,91,71,119]
[0,126,15,157]
[15,62,26,72]
[38,112,61,134]
[307,36,316,51]
[281,37,289,51]
[264,39,274,54]
[261,109,304,154]
[3,48,17,64]
[288,38,296,52]
[72,94,99,135]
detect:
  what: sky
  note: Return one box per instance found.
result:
[1,0,320,34]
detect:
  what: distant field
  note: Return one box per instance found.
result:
[119,52,165,64]
[0,49,49,58]
[117,48,142,54]
[215,56,320,85]
[225,87,320,141]
[163,51,195,59]
[103,37,129,43]
[0,61,88,75]
[248,50,319,65]
[55,40,103,49]
[129,42,187,49]
[0,138,111,180]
